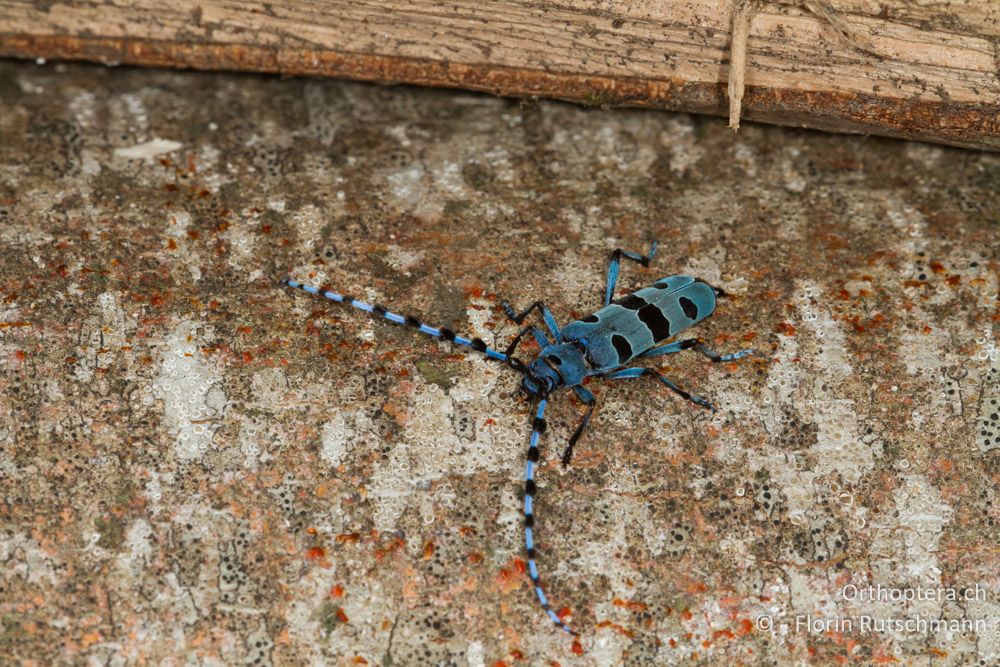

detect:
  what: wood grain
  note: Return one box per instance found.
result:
[1,1,998,150]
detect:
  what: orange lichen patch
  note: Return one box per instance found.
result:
[0,321,32,329]
[847,312,886,333]
[335,532,361,544]
[926,647,948,658]
[495,561,525,594]
[595,620,635,638]
[777,322,796,336]
[374,536,406,560]
[685,581,708,595]
[929,261,945,274]
[612,598,648,612]
[422,541,435,559]
[329,584,345,598]
[828,632,860,658]
[336,607,349,623]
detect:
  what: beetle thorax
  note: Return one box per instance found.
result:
[523,342,588,395]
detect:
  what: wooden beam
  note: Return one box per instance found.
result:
[2,1,998,150]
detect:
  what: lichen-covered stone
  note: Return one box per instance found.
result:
[0,60,997,665]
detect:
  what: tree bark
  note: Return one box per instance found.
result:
[1,1,998,150]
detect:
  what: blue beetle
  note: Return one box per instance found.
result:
[284,241,753,635]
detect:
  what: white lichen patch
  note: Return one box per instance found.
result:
[320,409,373,468]
[115,518,154,579]
[384,245,424,273]
[660,116,704,174]
[872,474,952,587]
[811,398,876,483]
[74,290,132,383]
[885,197,928,255]
[432,160,468,196]
[766,333,800,408]
[121,92,149,130]
[385,164,428,211]
[237,416,285,471]
[166,210,192,239]
[68,90,97,128]
[153,320,227,461]
[219,210,262,272]
[0,532,60,586]
[363,352,515,534]
[248,368,289,408]
[780,152,807,193]
[113,138,182,160]
[797,281,852,378]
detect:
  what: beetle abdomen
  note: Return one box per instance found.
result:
[561,276,717,371]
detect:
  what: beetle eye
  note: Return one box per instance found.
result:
[546,355,562,366]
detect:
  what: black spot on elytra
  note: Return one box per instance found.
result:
[638,303,671,341]
[546,355,562,366]
[612,334,633,364]
[615,294,647,310]
[582,314,599,323]
[679,296,699,320]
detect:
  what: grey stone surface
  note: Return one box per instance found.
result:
[0,59,998,665]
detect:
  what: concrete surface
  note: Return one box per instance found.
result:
[0,59,998,665]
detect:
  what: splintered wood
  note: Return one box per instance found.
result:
[1,1,998,150]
